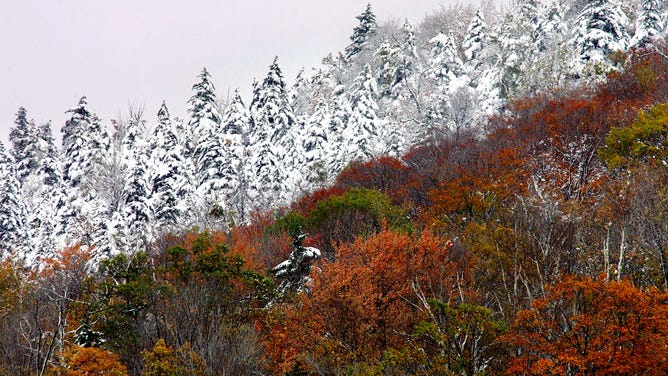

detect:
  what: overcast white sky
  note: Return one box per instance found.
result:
[0,0,470,143]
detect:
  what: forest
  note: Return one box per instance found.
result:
[1,0,668,375]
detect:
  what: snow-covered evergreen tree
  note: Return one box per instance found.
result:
[347,65,382,161]
[35,121,61,187]
[245,135,283,211]
[462,9,489,65]
[396,19,420,87]
[301,98,331,187]
[248,57,298,207]
[194,117,229,228]
[58,97,112,256]
[344,3,378,60]
[272,233,321,296]
[428,32,465,86]
[188,68,222,174]
[0,142,27,257]
[629,0,664,49]
[219,89,250,223]
[120,110,147,168]
[376,19,422,102]
[252,57,297,158]
[494,1,541,98]
[570,0,630,72]
[113,139,151,252]
[325,85,354,177]
[147,102,192,233]
[61,97,111,189]
[9,107,41,184]
[27,121,62,261]
[290,68,313,118]
[376,41,401,98]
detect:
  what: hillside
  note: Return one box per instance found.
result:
[1,1,668,375]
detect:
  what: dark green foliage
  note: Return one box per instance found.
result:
[307,188,407,230]
[345,3,378,60]
[89,251,158,374]
[275,188,410,258]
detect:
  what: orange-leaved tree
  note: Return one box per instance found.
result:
[47,345,127,376]
[265,228,467,374]
[507,275,668,375]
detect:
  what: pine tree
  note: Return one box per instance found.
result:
[326,85,353,178]
[193,111,228,228]
[147,102,192,232]
[0,142,27,257]
[629,0,664,49]
[253,57,297,154]
[219,89,250,223]
[344,3,378,60]
[248,57,297,208]
[117,140,151,251]
[290,68,312,118]
[61,97,111,189]
[35,121,61,187]
[272,233,321,295]
[245,135,283,211]
[534,0,566,51]
[376,20,421,101]
[59,97,112,254]
[495,1,541,98]
[347,65,381,161]
[462,9,489,64]
[425,31,471,139]
[428,32,465,86]
[396,19,420,88]
[376,41,400,98]
[120,110,147,168]
[9,107,40,184]
[570,0,630,71]
[25,121,62,261]
[301,98,331,187]
[188,67,221,168]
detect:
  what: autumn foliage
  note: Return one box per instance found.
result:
[507,276,668,375]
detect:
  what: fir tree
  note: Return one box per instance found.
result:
[376,41,401,98]
[397,19,420,87]
[61,97,111,189]
[248,57,297,207]
[570,0,630,70]
[35,121,61,187]
[428,32,465,86]
[347,65,381,161]
[495,1,541,98]
[326,85,353,178]
[194,110,228,226]
[116,140,151,251]
[147,102,192,231]
[344,3,378,60]
[301,98,331,187]
[253,57,297,152]
[272,232,321,296]
[629,0,664,49]
[59,97,113,256]
[188,67,221,166]
[25,121,62,261]
[9,107,39,184]
[462,9,489,64]
[0,142,27,257]
[219,89,250,223]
